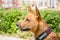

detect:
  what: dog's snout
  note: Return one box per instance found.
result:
[16,23,19,27]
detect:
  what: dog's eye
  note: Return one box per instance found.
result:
[26,19,30,21]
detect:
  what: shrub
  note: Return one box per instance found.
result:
[0,8,28,34]
[40,10,60,32]
[0,8,60,37]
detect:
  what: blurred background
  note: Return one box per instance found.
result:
[0,0,60,40]
[0,0,60,9]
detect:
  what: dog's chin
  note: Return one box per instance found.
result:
[19,27,30,31]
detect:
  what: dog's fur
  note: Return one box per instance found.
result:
[17,5,60,40]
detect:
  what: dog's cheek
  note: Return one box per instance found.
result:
[30,22,38,28]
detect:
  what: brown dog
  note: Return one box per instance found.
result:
[16,5,60,40]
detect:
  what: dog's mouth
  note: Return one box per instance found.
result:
[20,27,30,31]
[16,23,30,31]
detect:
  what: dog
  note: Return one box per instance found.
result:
[16,5,60,40]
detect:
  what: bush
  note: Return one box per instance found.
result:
[0,8,28,34]
[40,10,60,32]
[0,8,60,37]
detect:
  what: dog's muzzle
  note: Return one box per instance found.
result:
[16,23,30,31]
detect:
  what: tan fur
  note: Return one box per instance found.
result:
[17,5,60,40]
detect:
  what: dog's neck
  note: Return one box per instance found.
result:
[31,19,49,38]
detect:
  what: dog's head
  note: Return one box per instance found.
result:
[16,6,42,31]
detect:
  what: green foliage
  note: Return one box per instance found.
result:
[40,10,60,32]
[0,8,28,34]
[0,8,60,37]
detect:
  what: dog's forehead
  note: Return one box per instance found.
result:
[25,13,36,20]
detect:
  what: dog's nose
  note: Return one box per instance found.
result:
[16,23,19,27]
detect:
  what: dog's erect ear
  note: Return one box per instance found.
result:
[34,5,40,16]
[28,6,33,13]
[34,5,42,20]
